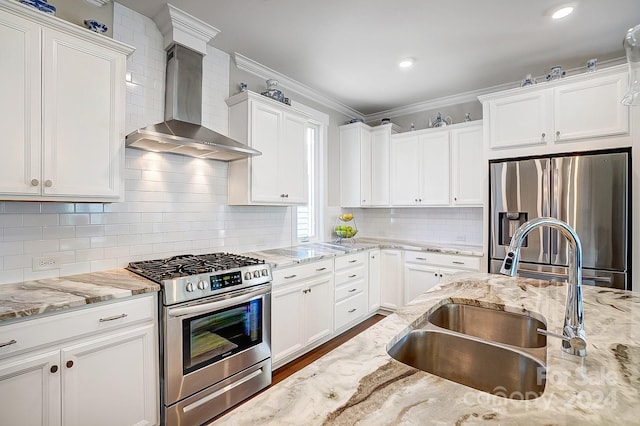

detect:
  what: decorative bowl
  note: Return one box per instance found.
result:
[84,19,108,33]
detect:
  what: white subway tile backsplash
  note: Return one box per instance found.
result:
[60,214,90,226]
[4,227,42,242]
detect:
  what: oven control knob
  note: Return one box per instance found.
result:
[253,270,260,278]
[261,268,269,277]
[197,280,206,290]
[185,282,195,292]
[244,272,252,280]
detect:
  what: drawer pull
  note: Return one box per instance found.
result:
[452,261,465,265]
[99,313,128,322]
[416,257,427,261]
[348,288,357,293]
[0,339,17,348]
[348,308,357,313]
[348,274,357,278]
[316,267,327,271]
[284,274,297,279]
[348,260,357,263]
[50,365,58,374]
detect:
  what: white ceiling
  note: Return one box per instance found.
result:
[116,0,640,116]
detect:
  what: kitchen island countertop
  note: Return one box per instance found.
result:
[0,269,160,323]
[215,273,640,425]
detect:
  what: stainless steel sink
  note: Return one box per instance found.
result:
[428,303,547,348]
[387,330,546,399]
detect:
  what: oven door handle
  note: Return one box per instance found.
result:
[167,286,271,318]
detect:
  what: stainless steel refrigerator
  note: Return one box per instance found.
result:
[489,149,630,290]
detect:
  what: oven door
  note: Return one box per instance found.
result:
[163,284,271,406]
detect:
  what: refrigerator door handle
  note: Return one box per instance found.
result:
[517,268,613,284]
[550,164,559,256]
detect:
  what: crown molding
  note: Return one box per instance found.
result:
[154,4,220,55]
[234,53,627,122]
[233,53,363,120]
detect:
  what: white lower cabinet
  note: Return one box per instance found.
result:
[368,249,381,312]
[379,249,404,311]
[0,295,158,426]
[334,252,369,332]
[271,259,334,368]
[403,251,481,304]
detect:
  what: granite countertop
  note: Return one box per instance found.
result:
[245,239,483,269]
[0,269,160,323]
[216,273,640,425]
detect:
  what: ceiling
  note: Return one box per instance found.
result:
[116,0,640,116]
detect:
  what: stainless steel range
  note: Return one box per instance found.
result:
[127,253,272,426]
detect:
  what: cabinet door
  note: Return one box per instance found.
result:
[379,249,403,310]
[41,27,124,199]
[419,132,450,205]
[280,112,308,203]
[390,135,420,205]
[554,73,629,142]
[359,129,372,205]
[403,263,440,304]
[368,249,381,312]
[61,324,157,426]
[271,282,305,364]
[488,90,553,149]
[250,102,282,203]
[0,350,61,426]
[370,127,390,206]
[339,125,363,207]
[0,11,41,196]
[451,125,484,205]
[303,275,334,346]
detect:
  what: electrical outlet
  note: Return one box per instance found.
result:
[33,256,61,271]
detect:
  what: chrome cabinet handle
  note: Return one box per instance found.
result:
[348,274,357,278]
[0,339,17,348]
[348,288,357,293]
[348,260,357,263]
[99,313,127,322]
[452,261,465,265]
[316,267,326,271]
[44,180,53,187]
[348,308,357,313]
[31,179,39,186]
[556,130,560,137]
[416,257,427,261]
[541,132,546,139]
[284,274,297,279]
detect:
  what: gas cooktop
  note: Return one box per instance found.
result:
[127,253,271,305]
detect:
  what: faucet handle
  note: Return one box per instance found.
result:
[537,328,587,354]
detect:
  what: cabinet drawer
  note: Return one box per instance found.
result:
[404,251,481,271]
[0,295,155,359]
[272,259,333,286]
[335,292,366,330]
[335,277,365,302]
[334,263,366,286]
[335,252,368,271]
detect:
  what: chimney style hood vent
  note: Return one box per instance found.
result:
[125,5,260,161]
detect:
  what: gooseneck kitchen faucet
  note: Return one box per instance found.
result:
[500,217,587,357]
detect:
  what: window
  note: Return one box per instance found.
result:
[296,123,319,241]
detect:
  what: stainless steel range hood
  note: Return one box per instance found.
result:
[125,44,261,161]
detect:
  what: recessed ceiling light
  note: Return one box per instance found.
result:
[399,58,414,68]
[551,5,574,19]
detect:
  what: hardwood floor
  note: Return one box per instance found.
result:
[272,313,385,385]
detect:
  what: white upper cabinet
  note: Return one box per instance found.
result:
[390,122,482,207]
[227,91,309,205]
[339,122,394,207]
[391,131,450,206]
[481,65,631,157]
[450,123,484,205]
[0,2,133,201]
